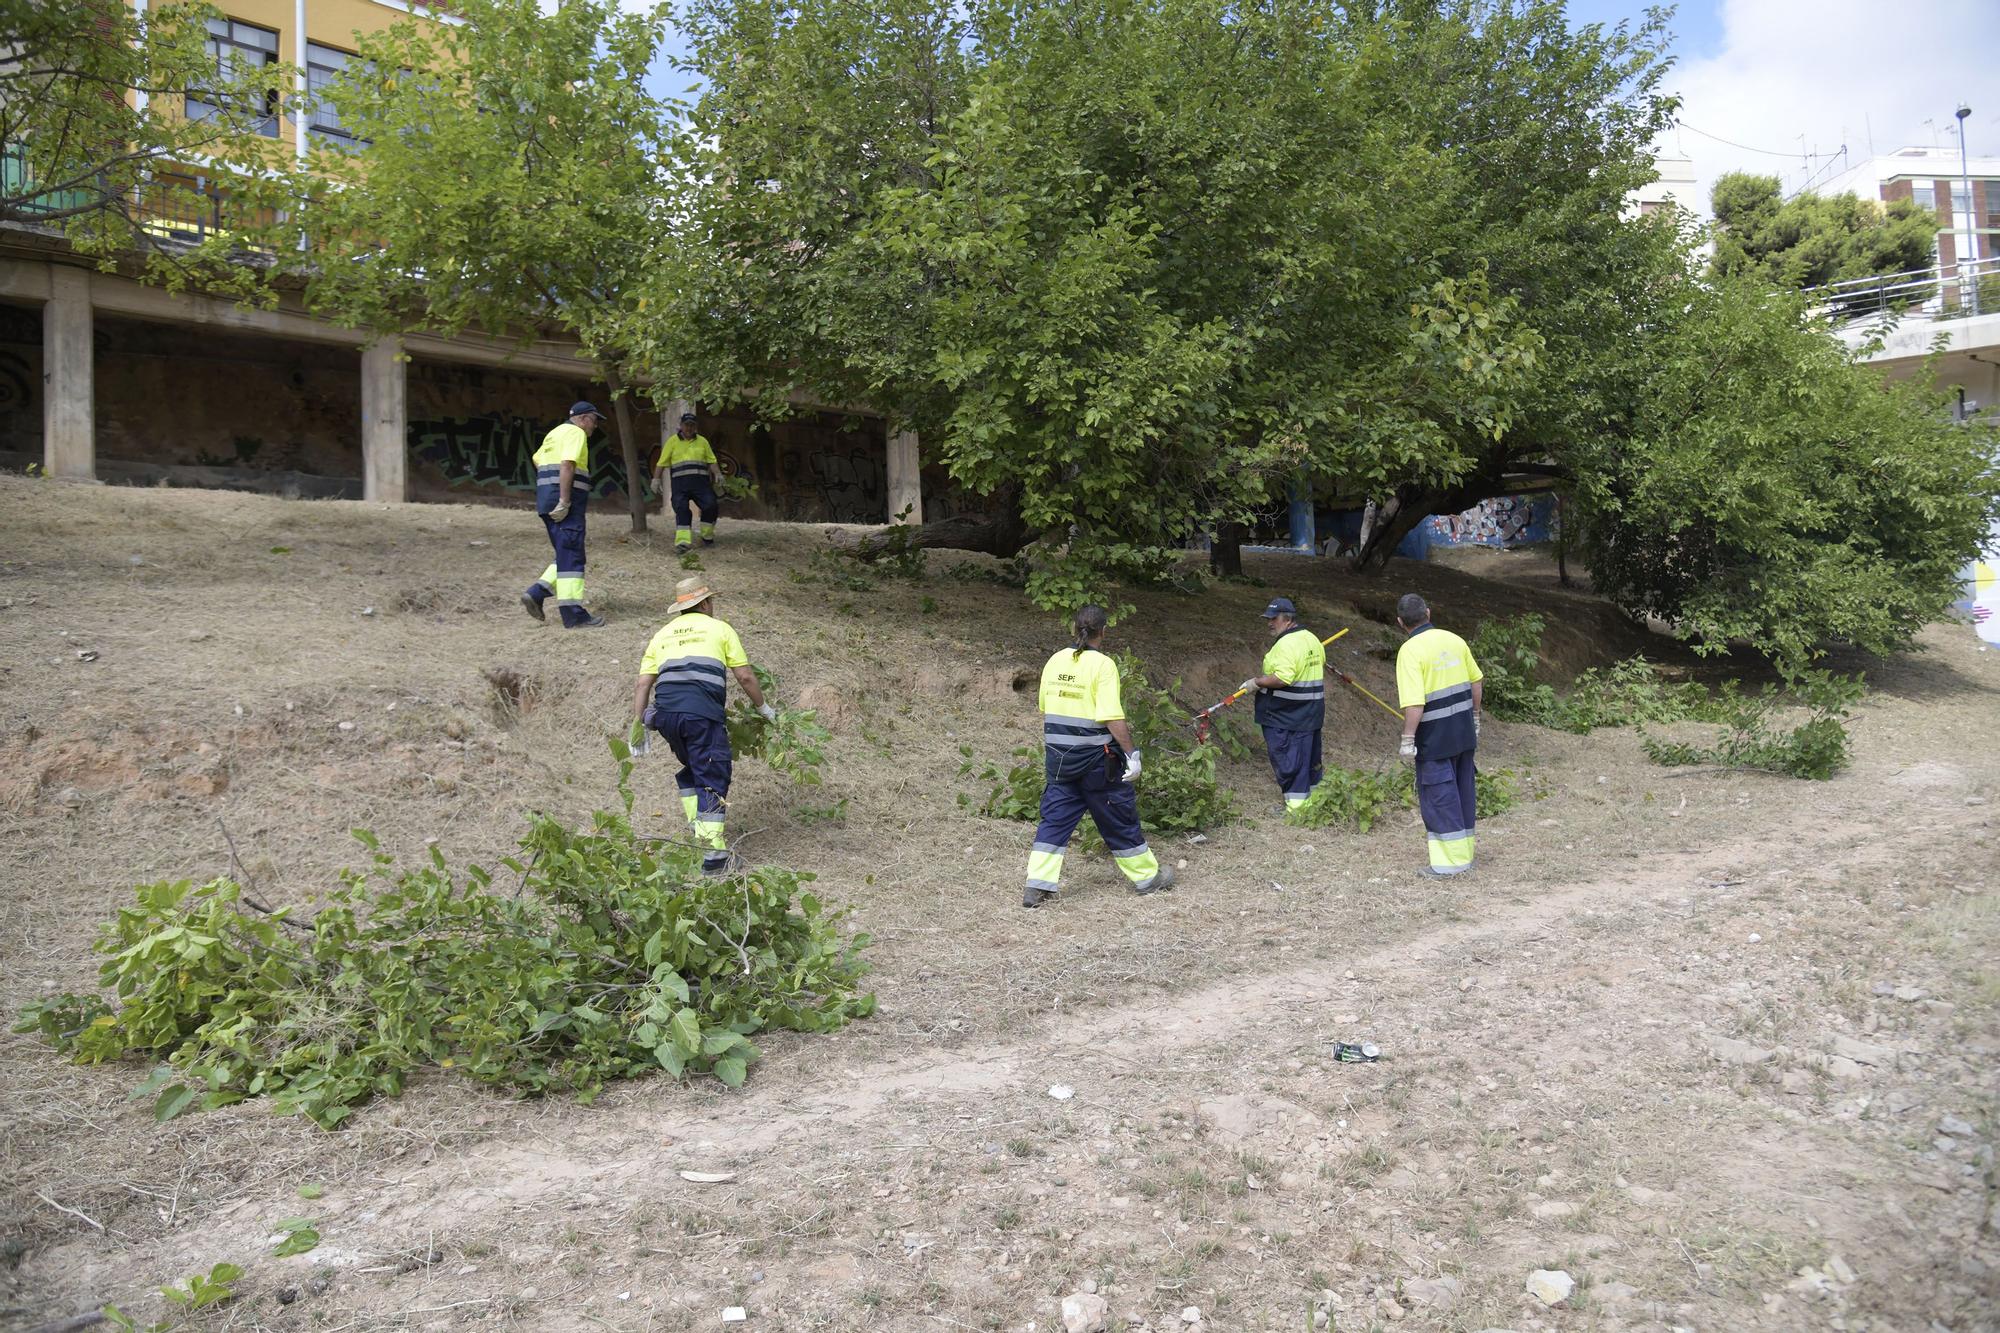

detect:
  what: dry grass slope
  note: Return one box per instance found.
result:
[0,475,1995,1333]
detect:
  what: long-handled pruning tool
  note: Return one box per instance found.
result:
[1190,625,1401,741]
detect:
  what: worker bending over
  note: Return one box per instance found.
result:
[635,576,776,875]
[653,411,723,554]
[1394,593,1484,876]
[522,401,607,628]
[1238,596,1326,810]
[1021,605,1176,909]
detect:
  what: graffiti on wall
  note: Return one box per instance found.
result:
[1420,494,1558,548]
[0,350,32,413]
[410,414,638,498]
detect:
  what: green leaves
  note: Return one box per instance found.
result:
[19,749,873,1126]
[272,1218,321,1258]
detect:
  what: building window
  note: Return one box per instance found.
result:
[187,17,281,137]
[306,43,368,148]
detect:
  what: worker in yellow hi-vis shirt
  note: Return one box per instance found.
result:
[1236,596,1326,809]
[1394,592,1484,877]
[634,576,775,876]
[521,401,607,629]
[1020,605,1175,909]
[652,411,723,554]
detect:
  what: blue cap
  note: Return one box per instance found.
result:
[1261,597,1296,619]
[569,400,602,418]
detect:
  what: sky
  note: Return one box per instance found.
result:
[637,0,2000,217]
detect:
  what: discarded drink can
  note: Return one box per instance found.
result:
[1333,1042,1380,1063]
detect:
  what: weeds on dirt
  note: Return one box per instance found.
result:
[15,745,874,1128]
[1284,765,1522,830]
[102,1261,244,1330]
[1641,670,1863,780]
[1471,614,1721,732]
[958,653,1239,836]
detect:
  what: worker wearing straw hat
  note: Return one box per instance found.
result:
[634,576,776,875]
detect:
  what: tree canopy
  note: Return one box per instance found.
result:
[1711,171,1937,293]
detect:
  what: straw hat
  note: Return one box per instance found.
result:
[669,575,713,614]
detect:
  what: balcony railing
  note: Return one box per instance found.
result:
[1804,240,2000,328]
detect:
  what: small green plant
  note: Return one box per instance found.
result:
[794,797,849,826]
[1469,614,1721,732]
[165,1262,243,1310]
[1285,765,1523,829]
[271,1218,320,1257]
[1641,670,1862,780]
[17,746,873,1128]
[678,549,705,571]
[718,474,757,502]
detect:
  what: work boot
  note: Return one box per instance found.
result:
[701,536,716,547]
[520,592,546,622]
[1021,885,1054,909]
[675,544,692,556]
[568,612,608,629]
[1134,865,1177,896]
[702,851,738,878]
[1417,866,1468,880]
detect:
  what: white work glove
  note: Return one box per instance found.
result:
[1398,735,1418,760]
[1473,712,1482,739]
[757,702,778,722]
[1238,678,1261,696]
[1122,749,1143,784]
[548,500,571,522]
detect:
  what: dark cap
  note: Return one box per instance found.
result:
[569,400,602,418]
[680,412,697,423]
[1261,597,1297,619]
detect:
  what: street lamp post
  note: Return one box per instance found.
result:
[1957,104,1979,316]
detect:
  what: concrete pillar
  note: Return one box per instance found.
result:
[1287,475,1316,553]
[43,266,94,479]
[886,428,922,524]
[360,338,408,502]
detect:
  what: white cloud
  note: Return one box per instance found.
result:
[1665,0,2000,214]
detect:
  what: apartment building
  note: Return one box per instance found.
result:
[0,0,931,525]
[1821,143,2000,273]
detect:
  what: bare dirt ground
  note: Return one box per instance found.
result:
[1,476,1995,1333]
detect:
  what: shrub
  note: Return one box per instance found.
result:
[1468,614,1722,733]
[15,747,873,1128]
[1641,669,1862,780]
[1284,764,1524,830]
[724,668,832,786]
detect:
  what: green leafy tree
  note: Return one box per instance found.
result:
[248,0,672,529]
[0,0,287,289]
[1711,171,1937,295]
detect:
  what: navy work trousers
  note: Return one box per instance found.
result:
[1415,750,1477,873]
[528,503,591,627]
[1024,753,1162,895]
[1263,726,1324,808]
[653,711,733,870]
[671,481,719,544]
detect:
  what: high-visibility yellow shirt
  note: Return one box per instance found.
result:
[533,422,591,496]
[640,611,749,722]
[1395,625,1482,758]
[1255,626,1326,731]
[1038,646,1124,758]
[658,433,717,487]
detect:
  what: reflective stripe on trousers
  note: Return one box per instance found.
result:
[1021,767,1162,895]
[1415,752,1477,873]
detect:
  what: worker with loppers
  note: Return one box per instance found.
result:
[1394,592,1484,877]
[634,576,777,876]
[522,401,607,628]
[1021,605,1176,909]
[1236,597,1326,811]
[654,411,723,554]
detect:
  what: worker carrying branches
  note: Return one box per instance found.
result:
[1235,597,1326,811]
[1394,593,1485,878]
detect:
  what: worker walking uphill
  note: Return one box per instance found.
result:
[653,411,723,554]
[635,576,776,875]
[1394,593,1484,876]
[521,401,607,629]
[1021,605,1175,909]
[1237,597,1325,811]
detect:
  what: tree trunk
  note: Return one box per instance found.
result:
[1209,521,1245,577]
[602,361,647,535]
[828,485,1031,560]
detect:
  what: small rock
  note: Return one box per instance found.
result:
[1402,1276,1460,1308]
[1747,932,1761,943]
[337,721,356,732]
[1827,1255,1857,1285]
[1081,1279,1097,1295]
[1871,980,1896,996]
[519,1287,537,1300]
[1060,1292,1108,1333]
[1594,1281,1639,1307]
[1530,1200,1578,1220]
[1781,1070,1815,1095]
[1938,1116,1976,1138]
[1893,986,1928,1003]
[1525,1269,1574,1306]
[1459,977,1475,992]
[750,1270,765,1284]
[129,555,144,566]
[56,787,84,808]
[1047,1084,1075,1101]
[1180,1308,1202,1325]
[1829,1034,1897,1066]
[1923,1000,1956,1017]
[277,1287,300,1305]
[721,1309,747,1325]
[1709,1036,1773,1066]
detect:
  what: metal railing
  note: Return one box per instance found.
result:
[1804,240,2000,327]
